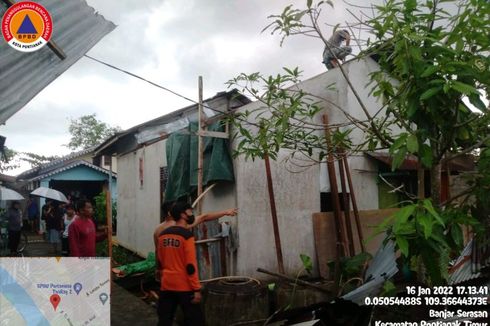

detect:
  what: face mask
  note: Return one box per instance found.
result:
[186,214,195,225]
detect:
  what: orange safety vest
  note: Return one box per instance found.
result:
[157,226,201,292]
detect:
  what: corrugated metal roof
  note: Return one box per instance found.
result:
[449,238,490,285]
[93,89,251,156]
[27,159,116,181]
[0,0,115,124]
[16,145,97,179]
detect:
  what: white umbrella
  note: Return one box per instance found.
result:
[31,187,69,203]
[0,186,25,201]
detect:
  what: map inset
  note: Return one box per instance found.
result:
[0,257,110,326]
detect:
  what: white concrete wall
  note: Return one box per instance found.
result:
[229,58,384,277]
[116,141,166,256]
[233,151,320,277]
[115,58,386,275]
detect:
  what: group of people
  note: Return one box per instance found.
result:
[153,201,238,326]
[7,193,237,325]
[5,198,106,257]
[43,199,107,257]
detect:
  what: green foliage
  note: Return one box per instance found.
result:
[18,152,60,168]
[327,252,373,281]
[0,147,20,172]
[377,200,481,285]
[67,114,121,150]
[94,191,117,226]
[231,0,489,290]
[300,253,313,274]
[227,68,352,163]
[380,280,397,297]
[366,0,490,176]
[0,148,60,172]
[96,240,142,264]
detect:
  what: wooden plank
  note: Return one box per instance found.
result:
[197,130,229,139]
[312,213,338,279]
[312,208,399,279]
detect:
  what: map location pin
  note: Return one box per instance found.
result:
[50,294,61,311]
[99,293,108,305]
[73,282,82,295]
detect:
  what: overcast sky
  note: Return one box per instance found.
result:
[1,0,373,175]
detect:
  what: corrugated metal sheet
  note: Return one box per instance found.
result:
[449,238,490,285]
[0,0,115,124]
[342,241,398,305]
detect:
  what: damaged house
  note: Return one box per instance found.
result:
[94,58,474,279]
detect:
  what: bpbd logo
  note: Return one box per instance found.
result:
[1,1,53,52]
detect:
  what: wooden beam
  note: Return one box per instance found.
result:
[264,153,285,275]
[197,130,229,139]
[323,114,344,292]
[197,76,204,215]
[341,150,366,252]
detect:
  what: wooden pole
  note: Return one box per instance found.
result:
[341,152,365,252]
[106,159,113,288]
[197,76,204,215]
[337,151,355,257]
[323,114,344,291]
[264,153,285,275]
[106,159,113,260]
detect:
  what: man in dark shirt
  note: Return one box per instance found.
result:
[7,201,22,255]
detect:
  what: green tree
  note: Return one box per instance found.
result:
[228,0,489,285]
[0,147,20,172]
[67,114,121,150]
[18,152,60,168]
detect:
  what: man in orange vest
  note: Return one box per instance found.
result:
[156,202,204,325]
[153,202,237,281]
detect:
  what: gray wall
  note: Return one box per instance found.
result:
[116,141,166,256]
[229,58,384,277]
[115,58,386,277]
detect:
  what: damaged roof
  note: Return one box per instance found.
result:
[93,89,250,157]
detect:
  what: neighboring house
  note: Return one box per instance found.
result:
[94,58,474,278]
[16,146,117,213]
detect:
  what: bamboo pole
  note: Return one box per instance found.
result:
[341,151,365,252]
[106,160,113,288]
[323,114,344,291]
[264,153,285,275]
[197,76,204,215]
[337,151,355,257]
